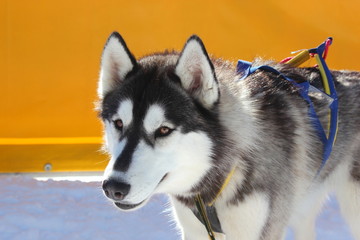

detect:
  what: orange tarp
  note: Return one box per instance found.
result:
[1,0,359,172]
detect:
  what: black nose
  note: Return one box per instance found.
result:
[102,179,130,201]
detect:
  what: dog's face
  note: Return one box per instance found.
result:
[98,32,221,210]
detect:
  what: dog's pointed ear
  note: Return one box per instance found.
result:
[98,32,137,98]
[175,35,219,109]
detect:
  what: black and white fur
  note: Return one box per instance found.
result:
[98,32,360,240]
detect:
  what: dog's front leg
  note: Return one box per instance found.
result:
[217,192,274,240]
[171,197,226,240]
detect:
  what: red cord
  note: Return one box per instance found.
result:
[280,57,293,64]
[322,38,332,60]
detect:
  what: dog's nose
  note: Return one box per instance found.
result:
[102,179,130,201]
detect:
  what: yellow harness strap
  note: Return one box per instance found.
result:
[194,166,236,240]
[208,166,237,206]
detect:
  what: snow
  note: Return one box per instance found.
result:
[0,175,354,240]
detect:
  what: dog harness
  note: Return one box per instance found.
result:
[237,37,338,173]
[192,38,338,240]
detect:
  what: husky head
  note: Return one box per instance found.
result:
[99,32,227,210]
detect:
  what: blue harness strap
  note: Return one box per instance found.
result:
[237,38,338,174]
[310,41,339,170]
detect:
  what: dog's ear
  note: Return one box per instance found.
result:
[98,32,137,98]
[175,35,219,109]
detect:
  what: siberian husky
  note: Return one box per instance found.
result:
[98,32,360,240]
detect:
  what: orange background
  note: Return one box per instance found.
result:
[1,0,359,172]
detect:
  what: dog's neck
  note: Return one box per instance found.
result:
[175,162,240,208]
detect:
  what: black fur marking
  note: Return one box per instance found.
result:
[113,131,140,172]
[351,146,360,182]
[352,159,360,182]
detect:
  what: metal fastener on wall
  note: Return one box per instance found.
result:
[44,163,52,172]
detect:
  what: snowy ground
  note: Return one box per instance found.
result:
[0,175,354,240]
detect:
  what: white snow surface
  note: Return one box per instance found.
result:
[0,175,354,240]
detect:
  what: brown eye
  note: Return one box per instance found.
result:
[113,119,123,130]
[155,126,173,138]
[159,127,170,135]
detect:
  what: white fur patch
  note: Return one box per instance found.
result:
[122,130,213,203]
[113,99,133,127]
[98,35,134,97]
[217,192,270,240]
[154,131,213,195]
[172,192,269,240]
[121,140,173,203]
[102,99,133,157]
[143,104,170,134]
[103,120,117,155]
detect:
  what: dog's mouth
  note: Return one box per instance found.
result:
[114,200,145,210]
[112,173,169,211]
